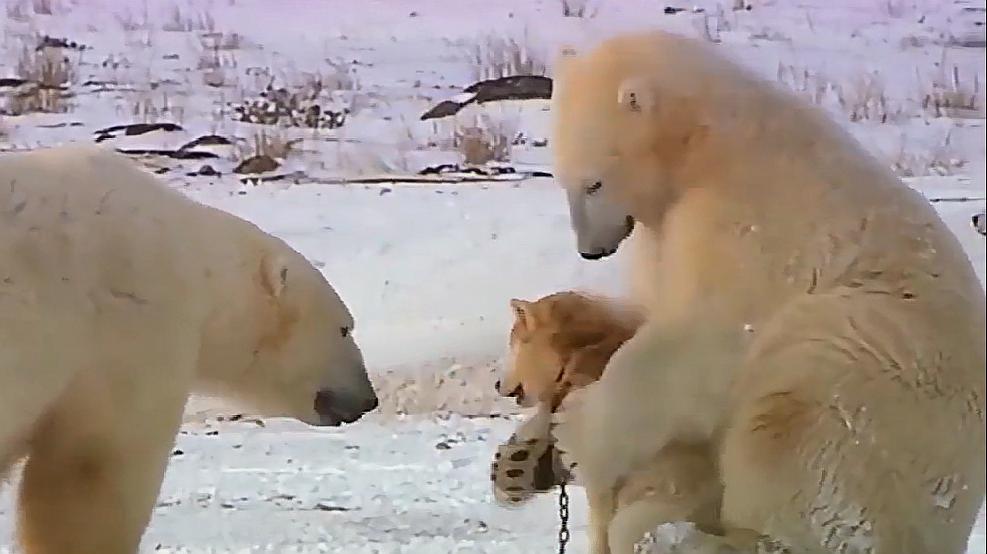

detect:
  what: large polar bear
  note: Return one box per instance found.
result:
[549,30,986,553]
[0,146,378,554]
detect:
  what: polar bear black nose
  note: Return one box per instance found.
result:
[581,248,617,260]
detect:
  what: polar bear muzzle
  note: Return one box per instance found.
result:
[565,186,635,260]
[313,386,379,426]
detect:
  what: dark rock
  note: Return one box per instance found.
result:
[37,35,87,51]
[0,78,30,88]
[180,134,232,151]
[94,122,183,143]
[114,148,218,160]
[196,164,219,177]
[234,154,279,174]
[420,75,553,120]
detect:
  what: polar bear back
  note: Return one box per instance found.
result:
[1,146,215,316]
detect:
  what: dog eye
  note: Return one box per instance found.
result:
[586,181,603,195]
[340,327,350,338]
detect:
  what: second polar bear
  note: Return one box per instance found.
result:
[550,31,986,553]
[1,146,378,554]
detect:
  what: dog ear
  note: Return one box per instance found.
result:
[510,298,536,330]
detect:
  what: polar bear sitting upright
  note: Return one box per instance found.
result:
[0,146,378,554]
[549,31,986,553]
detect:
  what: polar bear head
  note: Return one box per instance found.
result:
[551,32,721,260]
[198,232,377,427]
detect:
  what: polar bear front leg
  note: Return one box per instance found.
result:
[17,356,192,554]
[552,321,741,494]
[586,487,617,554]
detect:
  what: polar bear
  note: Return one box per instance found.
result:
[0,146,378,554]
[549,30,986,553]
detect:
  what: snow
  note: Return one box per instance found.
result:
[1,0,985,551]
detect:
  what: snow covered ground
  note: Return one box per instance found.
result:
[1,0,985,551]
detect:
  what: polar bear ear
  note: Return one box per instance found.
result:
[260,255,289,299]
[617,77,656,113]
[510,298,536,330]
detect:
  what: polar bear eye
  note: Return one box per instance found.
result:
[586,181,603,195]
[340,327,350,338]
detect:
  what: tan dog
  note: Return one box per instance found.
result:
[496,291,642,410]
[491,292,721,553]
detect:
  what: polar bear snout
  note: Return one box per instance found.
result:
[566,185,635,260]
[313,387,379,426]
[577,216,634,260]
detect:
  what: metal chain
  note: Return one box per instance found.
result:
[557,483,571,554]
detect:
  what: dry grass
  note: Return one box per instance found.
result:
[201,31,246,51]
[31,0,53,15]
[237,129,301,161]
[467,33,547,81]
[162,3,215,33]
[127,90,186,125]
[776,64,905,124]
[196,37,240,87]
[4,0,28,20]
[921,64,983,119]
[839,72,902,123]
[3,45,75,114]
[4,0,58,19]
[452,112,518,165]
[696,6,731,43]
[115,5,149,31]
[560,0,597,18]
[891,130,964,177]
[228,61,358,128]
[16,45,73,87]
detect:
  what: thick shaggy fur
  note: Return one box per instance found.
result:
[0,146,378,554]
[550,31,986,554]
[498,291,643,409]
[492,292,720,552]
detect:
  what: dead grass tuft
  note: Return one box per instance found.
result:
[3,45,75,114]
[452,113,518,165]
[467,33,547,81]
[237,129,301,161]
[921,64,983,119]
[560,0,598,18]
[162,3,215,33]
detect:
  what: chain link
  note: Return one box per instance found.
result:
[557,483,571,554]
